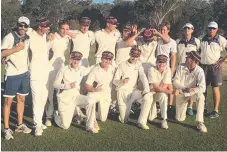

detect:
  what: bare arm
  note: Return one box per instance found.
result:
[1,42,25,58]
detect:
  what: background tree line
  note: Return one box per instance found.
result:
[1,0,227,39]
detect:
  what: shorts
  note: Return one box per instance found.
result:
[3,71,30,98]
[200,64,222,87]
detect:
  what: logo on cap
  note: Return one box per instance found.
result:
[106,16,119,25]
[102,51,114,60]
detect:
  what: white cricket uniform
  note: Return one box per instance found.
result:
[53,65,96,129]
[46,33,70,119]
[176,37,200,64]
[70,30,95,67]
[156,37,177,66]
[113,60,152,124]
[200,35,227,65]
[115,39,136,66]
[86,64,115,122]
[94,29,121,63]
[147,66,171,121]
[173,64,206,122]
[29,30,50,127]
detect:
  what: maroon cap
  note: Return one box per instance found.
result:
[70,51,83,60]
[102,51,114,60]
[130,48,141,58]
[157,54,168,63]
[143,29,153,37]
[79,17,91,26]
[37,17,52,27]
[186,51,201,61]
[106,16,119,25]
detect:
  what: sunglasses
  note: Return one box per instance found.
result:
[208,27,216,30]
[157,61,167,64]
[71,58,81,61]
[18,24,29,28]
[183,27,191,30]
[102,58,112,61]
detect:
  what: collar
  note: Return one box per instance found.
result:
[68,65,80,72]
[182,63,198,73]
[202,34,219,44]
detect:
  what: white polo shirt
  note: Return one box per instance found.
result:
[49,33,70,70]
[176,37,200,64]
[1,32,29,76]
[136,36,158,66]
[95,29,121,58]
[71,30,95,58]
[156,37,177,59]
[29,30,49,81]
[173,63,206,96]
[200,35,227,64]
[86,63,115,95]
[148,66,171,85]
[113,60,150,93]
[54,65,90,96]
[115,39,136,65]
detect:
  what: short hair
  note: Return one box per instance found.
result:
[160,21,171,30]
[58,20,69,27]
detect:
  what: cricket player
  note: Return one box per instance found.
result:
[53,51,98,133]
[200,21,227,118]
[1,16,32,140]
[147,55,173,129]
[85,51,115,122]
[113,48,152,130]
[69,16,95,67]
[94,16,121,64]
[176,23,200,116]
[173,51,207,133]
[45,20,71,127]
[29,17,52,136]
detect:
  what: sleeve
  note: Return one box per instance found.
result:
[170,39,177,53]
[189,69,206,96]
[138,65,150,93]
[53,68,71,90]
[162,68,172,84]
[220,37,227,52]
[195,38,201,51]
[173,65,185,89]
[90,31,96,45]
[1,34,14,50]
[86,70,96,86]
[113,65,123,86]
[94,31,100,44]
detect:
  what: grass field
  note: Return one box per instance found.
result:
[1,56,227,151]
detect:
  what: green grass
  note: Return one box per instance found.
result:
[1,54,227,150]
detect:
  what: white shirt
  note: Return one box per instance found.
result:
[200,35,227,64]
[173,63,206,96]
[136,36,158,66]
[113,60,150,93]
[49,33,70,70]
[115,39,136,65]
[95,29,121,58]
[86,63,115,95]
[71,30,95,58]
[148,66,172,85]
[156,37,177,59]
[54,65,90,97]
[176,37,200,64]
[29,30,49,81]
[1,32,29,76]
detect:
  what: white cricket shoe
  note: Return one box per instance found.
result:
[4,129,14,140]
[138,123,150,130]
[161,120,169,129]
[45,119,52,127]
[197,122,207,133]
[35,126,43,136]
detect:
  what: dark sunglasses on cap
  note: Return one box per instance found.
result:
[183,27,191,30]
[18,23,29,28]
[71,57,81,61]
[208,27,216,30]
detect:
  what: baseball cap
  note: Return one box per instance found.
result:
[18,16,30,25]
[183,23,194,29]
[157,54,168,63]
[70,51,83,60]
[123,22,132,31]
[130,47,141,58]
[105,16,119,25]
[208,21,218,29]
[79,17,91,26]
[102,51,114,60]
[143,29,153,37]
[186,51,201,61]
[36,17,52,27]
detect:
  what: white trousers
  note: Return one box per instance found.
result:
[55,93,96,129]
[87,92,111,122]
[117,89,153,124]
[148,93,168,121]
[175,93,205,122]
[31,79,49,127]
